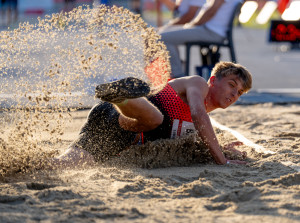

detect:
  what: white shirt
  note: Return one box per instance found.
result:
[204,0,241,37]
[177,0,206,17]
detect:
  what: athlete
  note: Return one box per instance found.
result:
[50,61,252,169]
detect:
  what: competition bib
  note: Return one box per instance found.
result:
[170,119,196,139]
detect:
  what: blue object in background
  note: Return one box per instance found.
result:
[196,65,213,81]
[100,0,108,4]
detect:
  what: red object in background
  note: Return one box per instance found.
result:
[24,9,44,14]
[269,20,300,42]
[144,57,170,87]
[277,0,290,14]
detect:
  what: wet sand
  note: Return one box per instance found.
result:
[1,103,300,222]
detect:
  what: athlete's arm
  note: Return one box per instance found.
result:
[170,6,201,25]
[181,77,226,164]
[158,0,178,11]
[184,0,224,27]
[171,76,246,165]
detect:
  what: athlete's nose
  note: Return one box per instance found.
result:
[231,89,239,100]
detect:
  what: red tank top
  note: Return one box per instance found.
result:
[148,83,196,139]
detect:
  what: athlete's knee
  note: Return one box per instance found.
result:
[155,113,164,127]
[143,114,164,131]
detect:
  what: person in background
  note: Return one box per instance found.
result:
[158,0,205,32]
[160,0,241,78]
[0,0,18,26]
[131,0,141,14]
[64,0,76,12]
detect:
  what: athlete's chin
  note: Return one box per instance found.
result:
[220,104,230,109]
[220,101,233,109]
[216,98,234,109]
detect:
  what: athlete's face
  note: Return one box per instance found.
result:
[209,75,245,109]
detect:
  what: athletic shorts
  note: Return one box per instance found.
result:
[71,102,137,162]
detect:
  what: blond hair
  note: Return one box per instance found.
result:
[210,61,252,92]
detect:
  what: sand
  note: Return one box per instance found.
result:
[0,102,299,222]
[0,4,299,222]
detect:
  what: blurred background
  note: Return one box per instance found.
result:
[0,0,299,101]
[1,0,298,28]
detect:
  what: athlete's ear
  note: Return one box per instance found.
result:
[209,76,216,86]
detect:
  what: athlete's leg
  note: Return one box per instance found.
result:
[45,101,137,170]
[95,77,150,103]
[116,97,163,132]
[95,77,164,132]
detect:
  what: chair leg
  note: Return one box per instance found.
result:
[200,47,209,66]
[211,46,220,65]
[229,44,236,62]
[185,44,191,76]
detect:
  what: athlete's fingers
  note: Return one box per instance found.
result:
[224,141,243,149]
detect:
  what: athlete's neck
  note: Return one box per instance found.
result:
[204,94,217,113]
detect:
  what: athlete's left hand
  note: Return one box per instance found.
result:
[223,141,247,160]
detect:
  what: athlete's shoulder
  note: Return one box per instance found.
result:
[174,75,208,88]
[186,75,207,84]
[170,75,207,85]
[169,76,208,95]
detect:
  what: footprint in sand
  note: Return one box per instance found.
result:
[0,195,26,205]
[275,132,300,138]
[204,203,231,211]
[26,182,56,190]
[212,187,260,203]
[163,175,194,186]
[247,121,262,130]
[172,181,216,198]
[117,182,145,194]
[258,172,300,187]
[280,203,300,211]
[35,189,83,202]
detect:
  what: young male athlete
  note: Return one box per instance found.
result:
[51,61,252,168]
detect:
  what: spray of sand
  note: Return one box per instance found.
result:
[0,4,171,180]
[0,5,244,181]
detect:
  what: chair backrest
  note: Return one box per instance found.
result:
[225,1,243,43]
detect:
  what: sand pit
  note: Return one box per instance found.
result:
[0,3,300,223]
[1,103,300,222]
